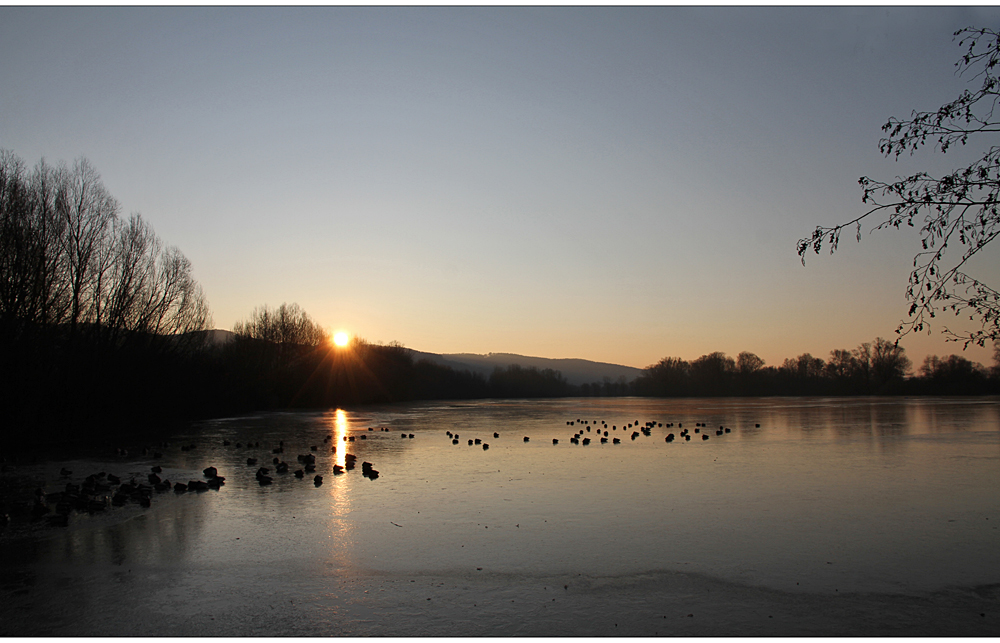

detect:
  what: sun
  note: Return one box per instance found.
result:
[333,331,350,347]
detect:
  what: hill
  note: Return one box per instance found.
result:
[407,350,642,386]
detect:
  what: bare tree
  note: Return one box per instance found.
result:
[781,353,826,379]
[870,336,912,383]
[233,302,326,346]
[56,157,118,335]
[824,348,858,380]
[800,27,1000,348]
[1,150,211,342]
[736,351,765,375]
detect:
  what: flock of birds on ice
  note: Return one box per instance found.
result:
[1,416,760,531]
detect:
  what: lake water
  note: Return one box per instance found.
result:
[1,396,998,635]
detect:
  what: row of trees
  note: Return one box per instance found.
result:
[0,150,210,344]
[632,339,998,397]
[1,151,215,442]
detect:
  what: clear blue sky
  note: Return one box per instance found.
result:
[2,6,998,369]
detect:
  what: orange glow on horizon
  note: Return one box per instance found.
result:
[333,331,350,347]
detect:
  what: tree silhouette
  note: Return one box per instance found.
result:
[799,27,1000,348]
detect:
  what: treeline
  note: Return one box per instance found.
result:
[632,340,999,397]
[0,151,214,443]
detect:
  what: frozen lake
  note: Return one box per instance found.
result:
[1,396,997,635]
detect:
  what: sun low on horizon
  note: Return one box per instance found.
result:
[333,332,350,348]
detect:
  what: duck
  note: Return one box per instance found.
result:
[552,438,559,444]
[523,436,530,442]
[294,469,305,479]
[59,467,72,477]
[203,466,218,478]
[247,457,258,466]
[313,475,323,486]
[482,443,489,450]
[494,432,500,438]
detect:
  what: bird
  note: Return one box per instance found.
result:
[523,436,530,442]
[552,438,559,444]
[313,475,323,486]
[494,432,500,438]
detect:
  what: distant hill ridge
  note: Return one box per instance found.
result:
[202,330,642,386]
[408,350,642,386]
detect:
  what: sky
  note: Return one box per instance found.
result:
[2,6,999,370]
